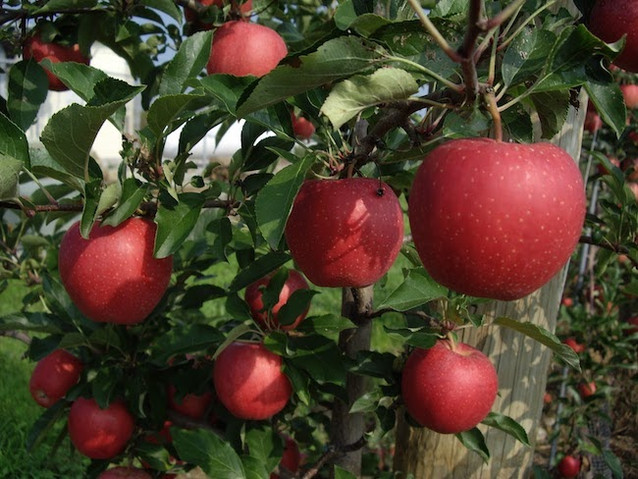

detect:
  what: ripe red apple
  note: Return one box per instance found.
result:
[98,467,152,479]
[285,178,404,288]
[68,397,135,459]
[245,269,310,331]
[578,381,596,398]
[213,341,291,420]
[561,296,574,307]
[167,384,213,420]
[270,436,301,479]
[206,21,287,77]
[408,138,586,300]
[584,108,603,133]
[401,339,498,434]
[563,337,585,354]
[29,349,83,408]
[291,112,315,140]
[59,217,173,325]
[558,454,581,478]
[543,392,552,404]
[589,0,638,72]
[22,34,89,91]
[621,84,638,109]
[184,0,252,30]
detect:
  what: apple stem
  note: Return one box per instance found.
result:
[484,89,503,142]
[445,331,459,352]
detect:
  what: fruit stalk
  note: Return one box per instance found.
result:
[329,285,373,476]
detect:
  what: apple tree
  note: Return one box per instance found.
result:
[0,0,636,478]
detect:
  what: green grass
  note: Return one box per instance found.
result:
[0,281,88,479]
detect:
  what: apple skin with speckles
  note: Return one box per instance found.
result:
[29,349,83,408]
[68,397,135,459]
[284,178,404,288]
[213,342,291,420]
[206,21,287,77]
[401,340,498,434]
[589,0,638,73]
[59,217,173,324]
[408,138,585,301]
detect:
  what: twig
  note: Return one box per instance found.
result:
[0,330,32,345]
[301,437,367,479]
[578,235,638,269]
[406,0,462,63]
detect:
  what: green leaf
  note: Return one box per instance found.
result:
[0,112,30,168]
[602,449,623,479]
[26,401,67,451]
[155,193,206,258]
[349,390,382,413]
[456,428,490,463]
[277,289,318,327]
[34,0,97,13]
[321,67,418,128]
[530,91,570,140]
[141,0,183,22]
[377,267,448,311]
[79,179,103,238]
[383,326,438,349]
[7,60,49,131]
[228,252,292,293]
[494,316,581,371]
[585,75,626,138]
[0,156,22,199]
[29,147,83,191]
[255,155,315,249]
[160,30,213,96]
[295,314,356,335]
[242,456,270,479]
[150,324,224,363]
[244,427,282,474]
[40,87,142,178]
[481,412,530,447]
[173,428,246,479]
[237,36,386,117]
[334,465,358,479]
[46,62,106,100]
[147,94,210,137]
[0,312,64,334]
[198,75,255,113]
[102,178,149,227]
[502,29,556,88]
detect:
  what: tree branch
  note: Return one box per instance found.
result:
[0,330,32,345]
[579,235,638,269]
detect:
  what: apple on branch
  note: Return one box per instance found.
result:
[184,0,252,32]
[68,397,135,459]
[213,341,291,420]
[58,217,173,325]
[98,467,152,479]
[206,21,287,77]
[285,178,404,288]
[22,34,90,91]
[245,269,311,331]
[29,349,83,408]
[401,339,498,434]
[408,138,586,301]
[589,0,638,73]
[270,436,301,479]
[557,454,581,478]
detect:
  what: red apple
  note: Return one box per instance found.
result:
[291,112,315,140]
[245,269,310,331]
[629,182,638,201]
[558,454,581,478]
[578,381,596,398]
[22,34,89,91]
[584,109,603,133]
[621,84,638,109]
[206,21,287,77]
[408,138,586,300]
[597,156,620,176]
[29,349,83,408]
[543,392,552,404]
[145,420,174,445]
[98,467,152,479]
[561,296,574,307]
[68,397,135,459]
[401,339,498,434]
[563,337,585,354]
[59,217,173,325]
[622,157,638,181]
[213,341,291,420]
[270,436,301,479]
[589,0,638,72]
[626,316,638,335]
[167,384,213,420]
[285,178,404,288]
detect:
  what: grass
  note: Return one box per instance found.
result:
[0,280,88,479]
